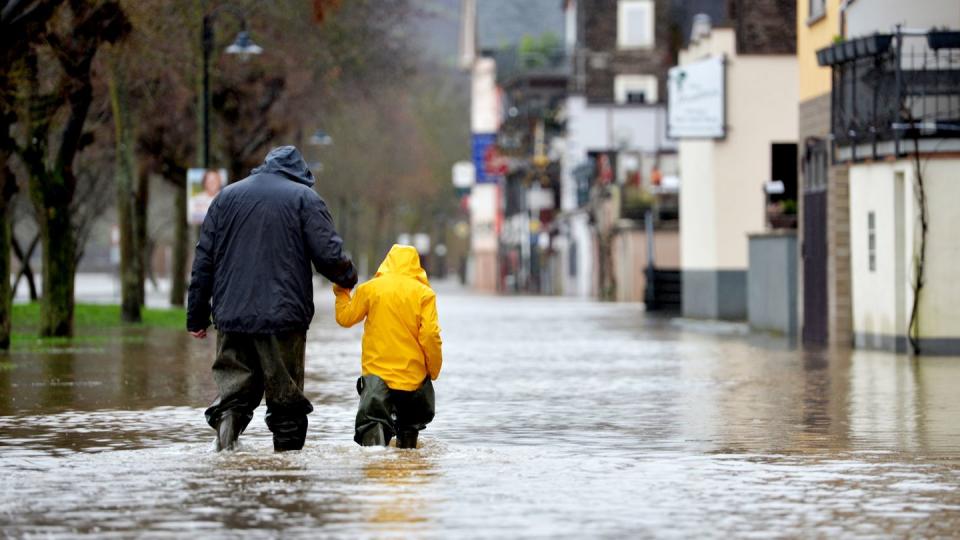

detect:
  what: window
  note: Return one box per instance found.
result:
[808,0,826,23]
[803,138,828,193]
[569,241,578,277]
[618,0,655,49]
[614,74,658,104]
[868,211,876,272]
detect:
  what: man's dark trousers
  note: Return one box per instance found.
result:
[204,331,313,451]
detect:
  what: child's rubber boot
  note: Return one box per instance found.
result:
[360,424,389,447]
[216,414,242,452]
[396,430,419,449]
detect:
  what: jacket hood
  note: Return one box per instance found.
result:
[251,146,315,186]
[375,244,429,285]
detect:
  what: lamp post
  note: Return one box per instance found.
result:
[308,130,348,248]
[200,5,263,169]
[310,130,333,146]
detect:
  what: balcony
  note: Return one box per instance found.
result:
[486,45,570,84]
[817,31,960,161]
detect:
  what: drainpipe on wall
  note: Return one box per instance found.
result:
[838,0,855,39]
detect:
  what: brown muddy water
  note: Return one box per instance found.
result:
[1,289,959,538]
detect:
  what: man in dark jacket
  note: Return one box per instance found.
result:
[187,146,357,452]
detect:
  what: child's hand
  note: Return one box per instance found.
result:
[332,284,352,296]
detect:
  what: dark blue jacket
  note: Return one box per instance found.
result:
[187,146,357,333]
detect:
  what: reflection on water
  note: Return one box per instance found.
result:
[361,446,437,535]
[0,290,958,537]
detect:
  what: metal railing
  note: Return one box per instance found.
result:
[819,30,960,161]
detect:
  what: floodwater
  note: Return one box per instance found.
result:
[1,286,959,538]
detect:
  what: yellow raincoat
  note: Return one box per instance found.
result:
[333,245,443,391]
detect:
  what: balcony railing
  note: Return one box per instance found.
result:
[817,30,960,161]
[486,46,570,83]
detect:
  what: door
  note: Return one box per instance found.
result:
[802,139,829,346]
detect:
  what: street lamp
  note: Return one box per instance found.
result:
[200,5,263,169]
[225,30,263,58]
[306,130,348,249]
[309,130,333,146]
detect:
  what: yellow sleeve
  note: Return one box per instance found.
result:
[418,290,443,380]
[333,284,367,327]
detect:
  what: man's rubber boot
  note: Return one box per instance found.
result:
[273,416,308,452]
[396,430,419,449]
[217,414,242,452]
[360,424,389,447]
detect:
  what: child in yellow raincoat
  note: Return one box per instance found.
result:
[333,244,443,448]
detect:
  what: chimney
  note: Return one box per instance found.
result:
[459,0,477,69]
[690,13,712,43]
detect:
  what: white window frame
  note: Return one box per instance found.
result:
[614,74,659,104]
[807,0,826,24]
[618,0,655,50]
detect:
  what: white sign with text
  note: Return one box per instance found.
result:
[667,56,725,139]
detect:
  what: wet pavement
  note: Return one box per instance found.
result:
[1,286,959,538]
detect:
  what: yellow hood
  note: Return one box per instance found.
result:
[375,245,430,286]
[334,243,443,391]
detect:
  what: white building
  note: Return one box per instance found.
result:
[674,26,798,319]
[819,0,960,354]
[552,0,678,299]
[556,97,673,297]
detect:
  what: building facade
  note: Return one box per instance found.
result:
[796,0,851,347]
[674,2,798,320]
[816,0,960,354]
[553,0,681,300]
[459,0,566,293]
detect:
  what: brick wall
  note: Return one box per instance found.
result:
[727,0,796,55]
[827,166,852,347]
[579,0,675,104]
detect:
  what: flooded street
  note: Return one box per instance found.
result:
[1,286,959,538]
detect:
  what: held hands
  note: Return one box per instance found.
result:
[189,329,207,339]
[332,284,353,296]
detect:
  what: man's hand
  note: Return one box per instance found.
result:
[189,329,207,339]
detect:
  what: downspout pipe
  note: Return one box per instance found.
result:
[839,0,855,39]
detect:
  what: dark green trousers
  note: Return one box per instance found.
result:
[204,331,313,450]
[354,374,435,446]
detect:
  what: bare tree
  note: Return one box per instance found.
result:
[12,0,129,337]
[0,0,61,346]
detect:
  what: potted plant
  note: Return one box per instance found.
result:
[928,31,960,50]
[620,186,654,221]
[854,37,869,57]
[865,33,893,55]
[767,200,798,230]
[816,46,836,66]
[843,40,857,61]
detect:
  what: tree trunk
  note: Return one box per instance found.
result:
[134,163,149,306]
[169,184,188,306]
[11,235,40,302]
[596,229,616,301]
[37,202,76,337]
[369,202,390,273]
[15,1,128,338]
[109,64,141,323]
[0,146,16,349]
